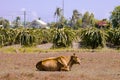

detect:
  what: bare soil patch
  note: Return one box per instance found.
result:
[0,51,120,80]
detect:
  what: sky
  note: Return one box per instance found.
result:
[0,0,120,22]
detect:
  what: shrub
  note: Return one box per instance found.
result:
[80,27,108,49]
[107,28,120,46]
[51,27,75,48]
[34,29,52,44]
[20,30,36,47]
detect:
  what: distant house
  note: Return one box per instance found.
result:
[26,19,49,29]
[96,19,109,28]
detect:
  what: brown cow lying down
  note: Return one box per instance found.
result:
[36,53,81,71]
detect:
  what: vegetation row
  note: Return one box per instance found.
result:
[0,27,119,49]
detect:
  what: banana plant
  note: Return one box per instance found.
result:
[14,28,36,47]
[80,27,108,49]
[0,34,5,47]
[51,27,76,48]
[107,28,120,46]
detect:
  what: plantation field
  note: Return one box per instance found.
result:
[0,47,120,80]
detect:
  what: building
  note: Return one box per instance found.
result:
[26,19,49,29]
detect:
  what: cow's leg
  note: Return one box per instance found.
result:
[60,66,69,71]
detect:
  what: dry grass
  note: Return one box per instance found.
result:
[0,44,119,54]
[0,50,120,80]
[0,44,120,80]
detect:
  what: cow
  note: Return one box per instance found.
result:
[36,53,81,71]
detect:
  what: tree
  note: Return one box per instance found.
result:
[14,16,21,28]
[71,10,82,29]
[110,6,120,28]
[54,7,63,22]
[54,7,67,29]
[72,10,80,24]
[82,11,90,27]
[75,18,82,29]
[0,17,10,28]
[59,16,67,24]
[89,13,95,27]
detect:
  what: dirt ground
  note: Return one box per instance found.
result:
[0,51,120,80]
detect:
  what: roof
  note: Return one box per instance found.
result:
[36,20,47,25]
[26,19,49,29]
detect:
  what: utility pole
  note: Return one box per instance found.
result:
[62,0,64,16]
[24,10,26,28]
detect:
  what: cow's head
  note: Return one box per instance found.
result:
[71,53,81,64]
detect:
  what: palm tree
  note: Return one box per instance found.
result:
[54,7,66,29]
[89,13,95,27]
[72,10,81,24]
[54,7,63,22]
[82,11,90,27]
[14,16,21,28]
[71,10,82,29]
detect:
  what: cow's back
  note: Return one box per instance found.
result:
[57,56,70,65]
[41,59,60,71]
[36,56,70,71]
